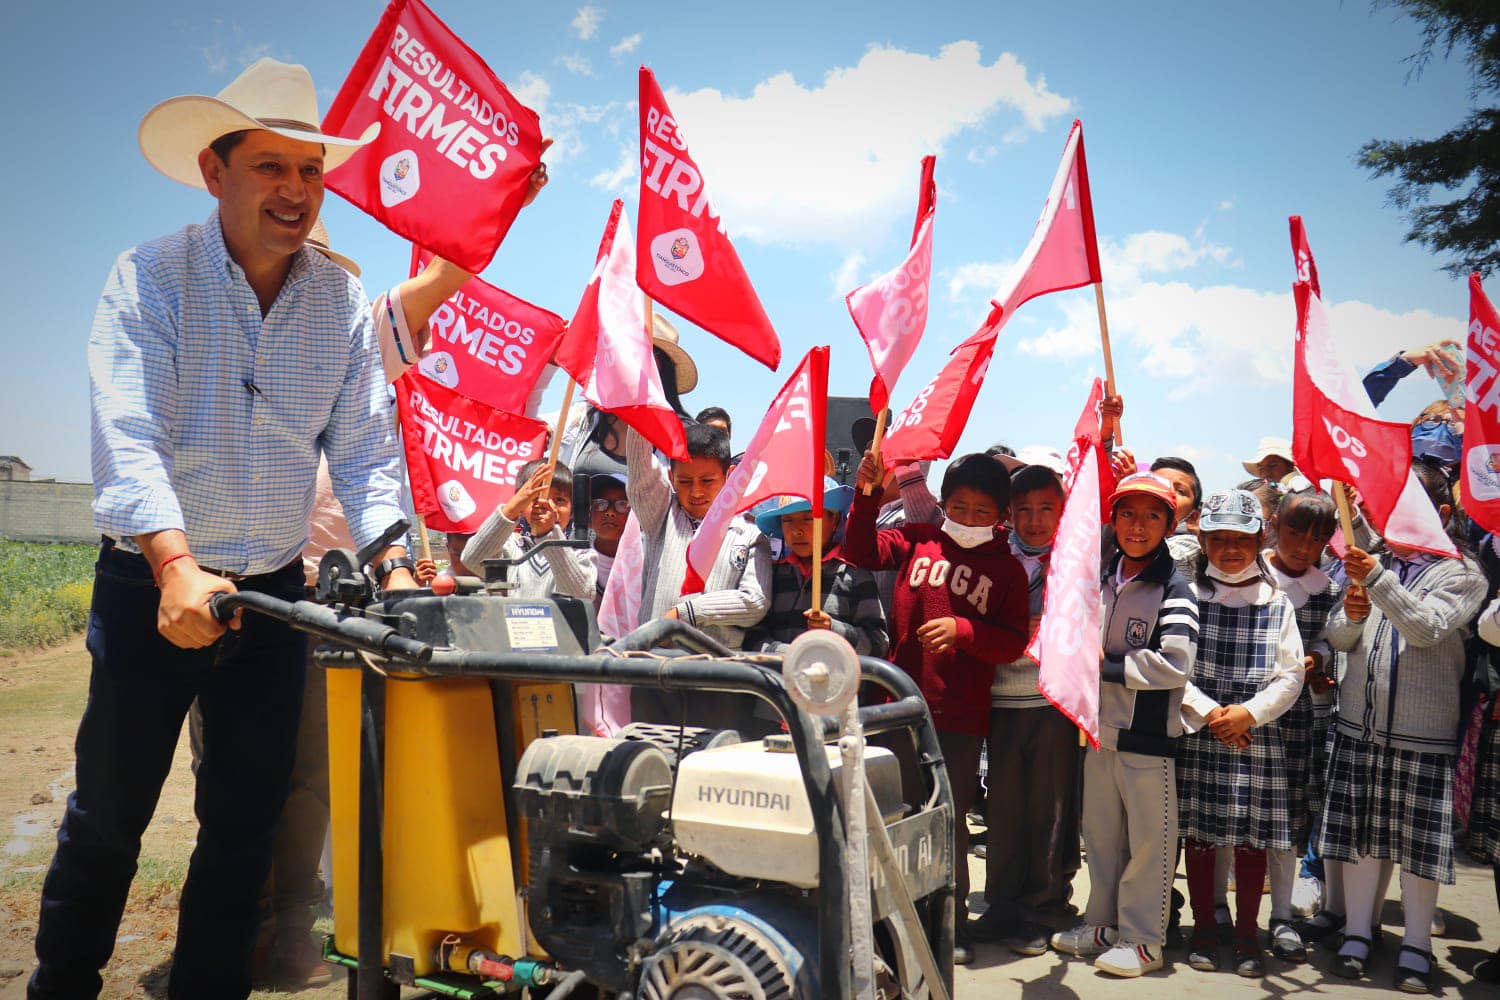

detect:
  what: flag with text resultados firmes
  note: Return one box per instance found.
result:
[683,347,829,594]
[636,67,781,371]
[408,247,565,415]
[1463,274,1500,534]
[847,156,936,415]
[555,199,689,461]
[396,370,550,533]
[1288,217,1456,557]
[1027,379,1107,748]
[323,0,544,273]
[882,120,1104,464]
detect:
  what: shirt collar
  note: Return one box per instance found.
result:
[199,208,316,292]
[777,543,846,574]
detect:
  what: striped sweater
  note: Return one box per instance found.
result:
[461,512,596,601]
[626,428,772,649]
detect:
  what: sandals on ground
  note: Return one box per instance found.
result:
[1330,934,1372,980]
[1395,944,1435,994]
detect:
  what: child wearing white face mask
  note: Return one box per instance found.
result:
[1176,489,1305,978]
[845,450,1031,965]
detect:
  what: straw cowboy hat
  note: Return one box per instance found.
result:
[138,58,379,189]
[650,312,698,395]
[304,218,360,277]
[1241,436,1294,478]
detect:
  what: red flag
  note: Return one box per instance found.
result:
[636,67,781,371]
[847,156,936,414]
[1062,377,1113,524]
[322,0,544,273]
[683,347,829,593]
[395,370,550,533]
[1464,274,1500,533]
[881,309,999,464]
[556,200,689,461]
[408,247,565,415]
[1289,215,1321,298]
[1028,381,1107,748]
[884,120,1106,462]
[1288,219,1456,557]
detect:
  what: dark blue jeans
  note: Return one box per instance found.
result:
[29,542,307,999]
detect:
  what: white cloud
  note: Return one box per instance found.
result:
[590,144,637,193]
[967,145,999,165]
[510,71,551,112]
[947,260,1010,302]
[831,251,867,299]
[1218,199,1235,212]
[558,52,593,76]
[571,5,603,40]
[610,33,642,57]
[1012,227,1460,398]
[661,41,1073,246]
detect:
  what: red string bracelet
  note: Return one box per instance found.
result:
[154,552,194,586]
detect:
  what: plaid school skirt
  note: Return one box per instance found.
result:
[1177,724,1294,851]
[1317,730,1455,884]
[1466,715,1500,865]
[1277,686,1318,846]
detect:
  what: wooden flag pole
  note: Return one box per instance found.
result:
[860,409,889,497]
[545,378,577,483]
[812,514,824,615]
[1332,482,1365,596]
[1095,282,1123,445]
[394,407,434,562]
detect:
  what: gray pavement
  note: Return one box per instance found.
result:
[954,840,1498,998]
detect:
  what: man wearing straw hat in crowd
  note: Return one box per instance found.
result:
[27,59,416,999]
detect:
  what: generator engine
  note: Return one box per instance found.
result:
[515,727,905,997]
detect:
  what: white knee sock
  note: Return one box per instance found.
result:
[1323,857,1345,915]
[1339,856,1384,957]
[1268,849,1297,921]
[1398,869,1439,965]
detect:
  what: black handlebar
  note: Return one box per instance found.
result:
[208,592,434,663]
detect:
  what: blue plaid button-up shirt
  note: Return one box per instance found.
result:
[89,211,406,575]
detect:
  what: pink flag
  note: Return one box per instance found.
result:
[1028,381,1106,747]
[847,156,936,414]
[555,199,689,461]
[636,67,781,371]
[581,512,647,735]
[1289,218,1457,557]
[1465,274,1500,534]
[988,118,1102,325]
[683,347,829,593]
[884,120,1105,463]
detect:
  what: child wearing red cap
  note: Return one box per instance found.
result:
[1052,471,1198,978]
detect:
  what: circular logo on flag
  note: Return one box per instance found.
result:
[379,149,422,208]
[419,351,460,389]
[650,228,704,287]
[1468,446,1500,503]
[394,158,412,181]
[671,237,690,260]
[436,479,477,522]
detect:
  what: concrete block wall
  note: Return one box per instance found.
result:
[0,481,97,544]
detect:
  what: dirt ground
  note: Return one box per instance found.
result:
[0,638,1495,998]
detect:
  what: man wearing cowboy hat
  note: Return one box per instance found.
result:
[30,59,415,1000]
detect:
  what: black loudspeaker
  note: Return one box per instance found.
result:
[825,395,889,485]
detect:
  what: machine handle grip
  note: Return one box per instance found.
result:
[208,592,237,624]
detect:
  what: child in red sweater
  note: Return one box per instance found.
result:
[845,450,1031,964]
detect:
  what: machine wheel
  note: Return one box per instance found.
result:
[638,918,796,1000]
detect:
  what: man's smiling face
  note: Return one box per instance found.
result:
[200,130,325,273]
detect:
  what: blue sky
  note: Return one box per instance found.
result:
[3,0,1480,496]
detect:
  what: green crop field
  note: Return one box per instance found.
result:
[0,541,95,651]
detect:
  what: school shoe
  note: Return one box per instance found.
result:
[1095,942,1163,978]
[1007,921,1052,957]
[953,925,975,967]
[1050,923,1119,957]
[1270,919,1307,963]
[968,906,1018,942]
[1394,945,1436,994]
[1329,934,1372,980]
[1233,942,1265,978]
[1295,908,1344,944]
[1429,907,1446,937]
[1186,931,1220,972]
[1290,875,1323,918]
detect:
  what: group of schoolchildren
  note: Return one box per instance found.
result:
[418,384,1500,992]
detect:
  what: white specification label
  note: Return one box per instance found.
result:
[506,605,559,651]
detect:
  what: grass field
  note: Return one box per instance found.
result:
[0,542,93,652]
